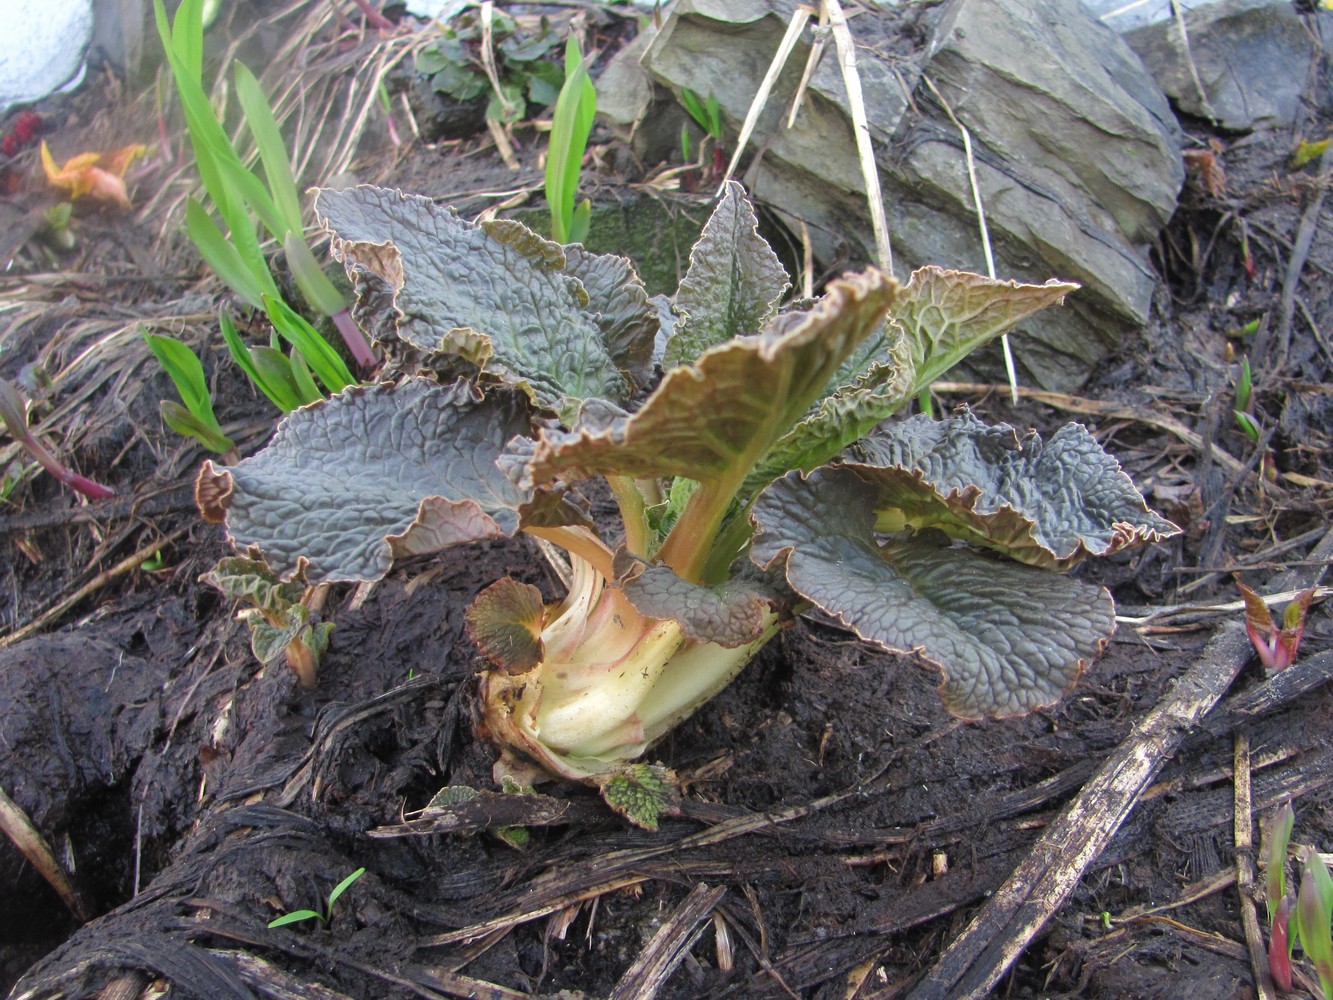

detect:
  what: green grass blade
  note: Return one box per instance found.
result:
[262,294,354,393]
[160,400,234,454]
[186,199,271,308]
[267,910,320,929]
[569,198,591,245]
[284,232,347,318]
[546,36,596,244]
[233,61,304,237]
[326,867,366,909]
[250,345,308,412]
[288,348,323,407]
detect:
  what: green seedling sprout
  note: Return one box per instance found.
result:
[1266,801,1297,991]
[680,88,725,181]
[154,0,375,371]
[545,35,596,245]
[143,332,237,457]
[0,377,114,500]
[219,309,320,413]
[1236,580,1315,671]
[267,866,365,929]
[1299,847,1333,999]
[1233,355,1261,442]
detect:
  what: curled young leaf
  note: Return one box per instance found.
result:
[612,548,782,648]
[846,408,1179,569]
[664,180,790,368]
[196,379,540,582]
[751,466,1115,719]
[526,268,899,487]
[751,268,1082,489]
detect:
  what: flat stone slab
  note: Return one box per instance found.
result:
[641,0,1185,390]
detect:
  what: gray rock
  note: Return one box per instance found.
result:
[642,0,1184,390]
[1085,0,1323,132]
[0,0,92,113]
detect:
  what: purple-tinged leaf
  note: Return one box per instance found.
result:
[314,186,652,418]
[1270,895,1293,992]
[196,379,541,582]
[846,408,1178,569]
[751,467,1114,719]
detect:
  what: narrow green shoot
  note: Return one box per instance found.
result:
[267,866,366,929]
[1233,355,1261,442]
[220,309,318,412]
[1298,848,1333,1000]
[143,333,236,456]
[680,88,722,140]
[545,36,596,245]
[262,295,355,394]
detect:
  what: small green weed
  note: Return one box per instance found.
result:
[267,867,366,930]
[546,36,596,245]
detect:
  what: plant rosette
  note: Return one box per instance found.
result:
[195,182,1178,828]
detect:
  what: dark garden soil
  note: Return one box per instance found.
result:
[1,3,1331,999]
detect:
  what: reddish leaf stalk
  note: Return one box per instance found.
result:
[1269,895,1293,992]
[0,377,114,500]
[331,309,377,370]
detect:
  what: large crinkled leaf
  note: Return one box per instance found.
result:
[196,379,538,582]
[315,186,651,417]
[846,408,1179,569]
[612,549,780,648]
[748,268,1079,490]
[524,269,898,488]
[561,244,657,390]
[663,180,790,368]
[750,467,1114,719]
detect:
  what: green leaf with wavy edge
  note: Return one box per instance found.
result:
[748,268,1080,491]
[524,269,898,489]
[195,379,540,582]
[844,408,1179,569]
[316,185,646,420]
[751,467,1116,720]
[595,763,679,831]
[663,180,790,368]
[202,556,304,616]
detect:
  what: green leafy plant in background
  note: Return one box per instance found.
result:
[546,36,596,245]
[417,9,566,125]
[194,181,1177,828]
[680,88,725,182]
[153,0,375,399]
[267,866,365,929]
[142,332,237,457]
[0,377,115,500]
